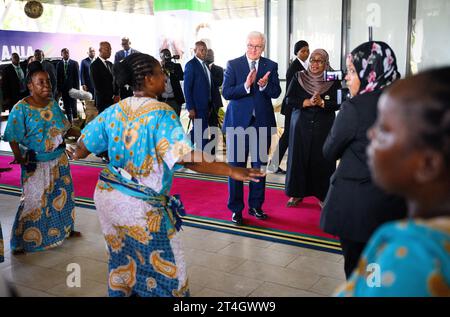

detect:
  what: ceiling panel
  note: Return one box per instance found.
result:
[17,0,263,18]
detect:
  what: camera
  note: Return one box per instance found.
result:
[324,70,344,82]
[160,50,180,74]
[323,70,349,105]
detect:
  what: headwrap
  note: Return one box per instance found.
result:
[297,49,334,96]
[294,40,309,55]
[348,41,400,95]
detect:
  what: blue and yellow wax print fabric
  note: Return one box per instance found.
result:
[3,99,76,253]
[81,97,193,297]
[3,99,71,155]
[336,218,450,297]
[81,97,193,195]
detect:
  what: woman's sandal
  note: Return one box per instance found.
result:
[286,197,303,207]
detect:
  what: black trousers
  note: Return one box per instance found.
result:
[339,238,367,280]
[62,95,77,122]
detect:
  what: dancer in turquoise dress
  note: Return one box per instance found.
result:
[3,61,81,254]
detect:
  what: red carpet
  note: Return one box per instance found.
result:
[0,154,339,252]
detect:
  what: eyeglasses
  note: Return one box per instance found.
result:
[310,59,325,65]
[247,44,264,51]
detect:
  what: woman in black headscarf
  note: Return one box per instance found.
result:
[285,49,341,207]
[320,41,408,279]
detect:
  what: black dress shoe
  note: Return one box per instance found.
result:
[248,208,268,220]
[232,212,243,225]
[275,167,286,175]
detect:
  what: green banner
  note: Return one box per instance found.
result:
[154,0,212,12]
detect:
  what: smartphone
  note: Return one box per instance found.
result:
[324,70,344,82]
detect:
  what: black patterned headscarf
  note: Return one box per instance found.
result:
[348,41,400,95]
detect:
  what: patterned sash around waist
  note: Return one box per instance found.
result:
[99,165,186,232]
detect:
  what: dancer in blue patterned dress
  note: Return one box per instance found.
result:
[3,62,81,254]
[335,67,450,297]
[69,53,265,297]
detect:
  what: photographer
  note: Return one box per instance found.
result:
[320,41,407,279]
[159,49,185,116]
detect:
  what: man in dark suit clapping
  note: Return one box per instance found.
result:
[57,48,80,123]
[90,41,118,114]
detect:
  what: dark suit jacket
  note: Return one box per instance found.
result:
[80,57,94,95]
[210,63,224,110]
[165,62,185,106]
[1,64,27,111]
[184,57,213,117]
[90,58,117,112]
[320,89,407,242]
[56,59,80,96]
[281,58,306,115]
[114,48,139,64]
[222,55,281,130]
[41,60,57,97]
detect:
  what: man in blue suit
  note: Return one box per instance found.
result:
[184,41,214,151]
[114,37,139,64]
[80,47,95,98]
[56,48,80,123]
[222,31,281,225]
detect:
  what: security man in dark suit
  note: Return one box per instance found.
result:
[56,48,80,122]
[80,47,96,98]
[205,48,224,156]
[114,37,139,100]
[90,41,119,114]
[159,48,185,116]
[1,53,27,111]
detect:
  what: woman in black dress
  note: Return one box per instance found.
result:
[285,49,341,207]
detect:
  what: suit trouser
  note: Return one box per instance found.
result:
[270,107,292,168]
[339,238,367,280]
[189,112,210,152]
[208,107,220,156]
[226,118,271,213]
[62,95,77,122]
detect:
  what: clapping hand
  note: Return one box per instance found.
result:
[230,167,266,182]
[257,71,271,88]
[245,68,257,88]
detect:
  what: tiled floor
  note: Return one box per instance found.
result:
[0,193,345,297]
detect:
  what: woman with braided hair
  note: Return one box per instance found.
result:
[69,53,264,297]
[336,67,450,296]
